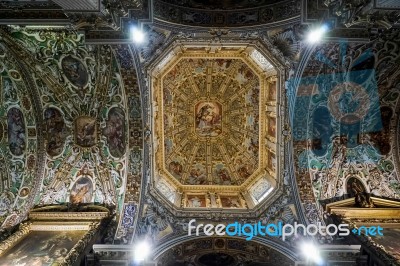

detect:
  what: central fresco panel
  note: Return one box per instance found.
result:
[161,58,261,186]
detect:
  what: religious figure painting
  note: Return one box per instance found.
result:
[373,229,400,261]
[235,157,253,181]
[7,107,26,156]
[70,175,93,204]
[61,55,88,88]
[187,163,207,185]
[0,230,85,266]
[186,194,207,208]
[103,107,125,158]
[219,195,242,208]
[44,108,67,157]
[169,159,184,179]
[195,101,222,137]
[75,116,96,147]
[267,116,276,138]
[268,80,277,101]
[213,164,233,185]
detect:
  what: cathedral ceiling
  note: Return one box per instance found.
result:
[148,41,287,211]
[0,2,400,263]
[0,27,145,245]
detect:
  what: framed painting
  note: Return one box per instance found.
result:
[268,79,277,101]
[0,207,108,266]
[75,116,97,147]
[185,194,208,208]
[267,116,276,139]
[218,194,244,208]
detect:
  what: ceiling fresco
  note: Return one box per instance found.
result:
[0,28,145,244]
[0,1,400,264]
[161,58,260,186]
[289,29,400,230]
[150,43,283,211]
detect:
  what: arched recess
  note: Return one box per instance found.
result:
[0,30,45,228]
[153,236,298,265]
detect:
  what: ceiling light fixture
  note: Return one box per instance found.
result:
[131,27,145,44]
[306,24,329,44]
[301,242,323,265]
[133,240,151,263]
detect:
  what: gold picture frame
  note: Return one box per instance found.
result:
[0,207,108,265]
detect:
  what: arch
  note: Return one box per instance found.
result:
[152,235,298,263]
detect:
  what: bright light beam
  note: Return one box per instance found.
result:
[131,27,145,44]
[134,240,151,263]
[301,242,323,265]
[307,25,328,44]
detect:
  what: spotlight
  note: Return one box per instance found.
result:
[306,25,328,44]
[133,240,151,263]
[301,242,323,265]
[131,27,145,44]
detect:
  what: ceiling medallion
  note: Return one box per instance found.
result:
[151,43,280,210]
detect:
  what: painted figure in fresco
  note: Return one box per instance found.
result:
[216,168,231,185]
[103,108,125,157]
[45,108,66,156]
[70,167,93,204]
[188,167,207,185]
[7,107,26,156]
[76,118,96,147]
[187,196,202,207]
[195,102,222,136]
[236,158,252,180]
[221,197,241,208]
[61,56,88,88]
[169,161,183,177]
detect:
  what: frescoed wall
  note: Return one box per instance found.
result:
[0,28,142,244]
[290,36,400,227]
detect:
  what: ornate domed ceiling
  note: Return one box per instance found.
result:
[150,42,282,210]
[161,58,260,186]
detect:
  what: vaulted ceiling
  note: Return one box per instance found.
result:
[0,0,400,265]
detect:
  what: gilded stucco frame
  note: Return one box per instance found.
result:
[0,208,108,265]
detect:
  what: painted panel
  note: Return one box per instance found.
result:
[103,107,126,158]
[195,101,222,137]
[75,116,96,147]
[0,230,85,265]
[44,108,67,157]
[186,194,207,208]
[219,195,242,208]
[61,55,88,88]
[70,175,93,204]
[7,107,26,156]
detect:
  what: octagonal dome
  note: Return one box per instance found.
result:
[162,58,260,186]
[150,42,281,210]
